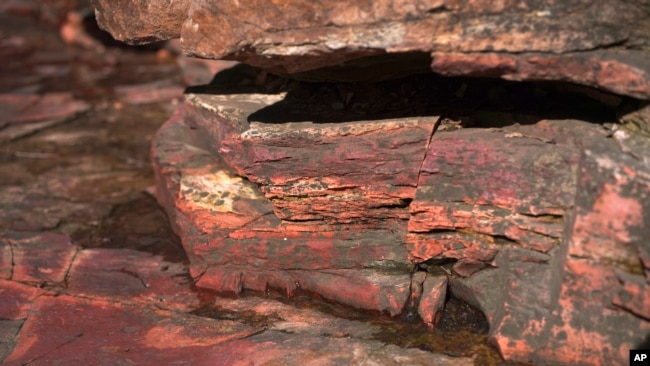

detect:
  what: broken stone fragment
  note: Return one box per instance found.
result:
[93,0,650,98]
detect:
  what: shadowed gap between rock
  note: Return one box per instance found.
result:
[185,62,631,127]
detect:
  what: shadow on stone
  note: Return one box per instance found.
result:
[188,63,625,126]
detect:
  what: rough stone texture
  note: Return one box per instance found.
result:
[418,275,447,328]
[152,79,650,364]
[93,0,650,98]
[206,330,472,366]
[0,11,487,365]
[0,280,46,320]
[152,101,417,315]
[93,0,189,44]
[4,294,260,365]
[0,92,90,141]
[67,248,201,312]
[4,232,78,285]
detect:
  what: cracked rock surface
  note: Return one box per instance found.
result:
[152,63,650,365]
[0,4,488,365]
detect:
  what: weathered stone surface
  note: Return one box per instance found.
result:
[418,274,447,328]
[441,135,650,365]
[0,280,45,320]
[67,248,201,311]
[4,294,260,365]
[93,0,650,98]
[153,100,417,314]
[0,11,488,365]
[113,81,184,105]
[3,231,78,286]
[0,242,12,280]
[93,0,189,44]
[407,120,603,269]
[210,295,382,339]
[208,330,472,366]
[152,79,650,364]
[430,50,650,100]
[0,319,22,362]
[0,92,89,141]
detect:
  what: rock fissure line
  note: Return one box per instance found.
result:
[23,331,84,366]
[414,116,440,197]
[61,247,81,289]
[6,238,15,280]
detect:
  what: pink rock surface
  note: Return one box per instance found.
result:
[4,231,78,286]
[4,294,260,365]
[151,84,650,365]
[0,280,45,320]
[67,248,201,311]
[418,275,447,328]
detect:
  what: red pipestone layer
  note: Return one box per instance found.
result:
[151,90,650,365]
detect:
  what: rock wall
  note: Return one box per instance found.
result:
[87,0,650,364]
[151,68,650,365]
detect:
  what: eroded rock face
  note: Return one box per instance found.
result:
[151,66,650,365]
[93,0,650,98]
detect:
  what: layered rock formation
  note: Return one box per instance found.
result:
[93,0,650,98]
[91,0,650,364]
[150,68,650,365]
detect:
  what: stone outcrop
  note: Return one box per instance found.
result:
[92,0,650,99]
[151,65,650,365]
[86,0,650,364]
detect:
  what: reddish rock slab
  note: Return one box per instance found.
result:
[93,0,650,98]
[430,50,650,100]
[210,295,382,339]
[518,138,650,365]
[183,91,436,227]
[205,330,473,366]
[66,248,200,311]
[290,269,412,317]
[0,183,111,232]
[4,294,260,365]
[0,92,89,141]
[93,0,190,45]
[418,274,448,328]
[152,99,416,314]
[197,265,413,317]
[407,120,606,271]
[613,272,650,320]
[0,280,45,320]
[447,135,650,366]
[3,231,78,286]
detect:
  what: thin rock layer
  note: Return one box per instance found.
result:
[94,0,650,98]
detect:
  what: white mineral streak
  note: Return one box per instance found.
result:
[180,170,262,212]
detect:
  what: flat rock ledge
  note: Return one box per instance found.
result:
[93,0,650,99]
[152,72,650,365]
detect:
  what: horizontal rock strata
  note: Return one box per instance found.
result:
[93,0,650,99]
[152,72,650,365]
